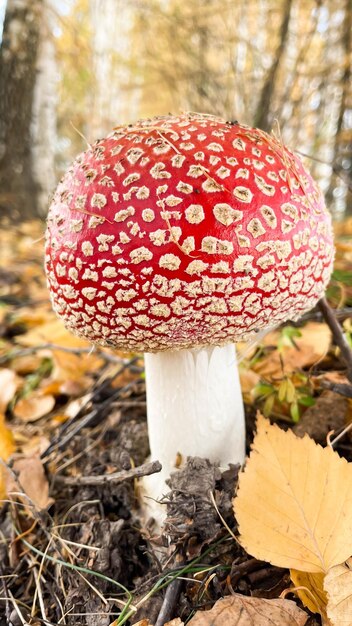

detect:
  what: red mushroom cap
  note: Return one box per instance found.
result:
[45,113,334,352]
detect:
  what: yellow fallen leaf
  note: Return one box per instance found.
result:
[0,413,15,501]
[10,457,54,510]
[324,558,352,626]
[254,322,331,378]
[290,570,328,619]
[187,594,307,625]
[234,414,352,573]
[14,392,55,422]
[0,368,21,412]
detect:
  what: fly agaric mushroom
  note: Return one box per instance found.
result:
[45,113,334,501]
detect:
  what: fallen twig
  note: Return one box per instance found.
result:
[318,297,352,382]
[55,460,161,486]
[320,379,352,398]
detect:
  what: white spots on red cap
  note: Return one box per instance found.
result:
[233,137,246,151]
[123,172,140,187]
[150,162,171,179]
[82,268,99,281]
[91,193,107,209]
[97,234,114,251]
[136,186,150,199]
[186,260,208,275]
[164,194,183,207]
[176,181,193,194]
[216,166,230,179]
[142,208,155,222]
[233,186,253,202]
[185,204,205,224]
[254,174,275,196]
[201,236,234,255]
[81,241,94,256]
[129,246,153,264]
[114,206,135,222]
[247,218,266,239]
[187,164,204,178]
[213,203,242,226]
[159,253,181,271]
[260,205,277,228]
[82,287,98,300]
[171,154,186,167]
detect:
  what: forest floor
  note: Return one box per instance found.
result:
[1,219,352,625]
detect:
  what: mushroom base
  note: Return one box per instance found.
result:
[143,343,245,505]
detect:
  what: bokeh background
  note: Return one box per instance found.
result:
[0,0,351,223]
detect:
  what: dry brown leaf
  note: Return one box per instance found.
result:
[131,621,154,626]
[234,414,352,573]
[254,322,331,378]
[165,620,183,626]
[187,594,307,625]
[0,368,20,412]
[324,558,352,626]
[11,457,53,510]
[290,569,328,619]
[19,317,103,380]
[239,367,260,402]
[14,392,56,422]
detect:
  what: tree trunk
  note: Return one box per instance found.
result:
[31,2,57,217]
[326,0,352,216]
[0,0,43,221]
[254,0,293,132]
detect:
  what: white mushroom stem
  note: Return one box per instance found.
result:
[143,343,245,501]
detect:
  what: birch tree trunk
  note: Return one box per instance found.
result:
[0,0,43,220]
[31,1,57,216]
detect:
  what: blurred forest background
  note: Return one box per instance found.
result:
[0,0,351,223]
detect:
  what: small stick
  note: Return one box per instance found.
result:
[319,379,352,398]
[318,297,352,382]
[55,460,161,486]
[155,577,183,626]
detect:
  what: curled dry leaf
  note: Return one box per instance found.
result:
[324,558,352,626]
[187,594,307,625]
[10,457,53,510]
[290,570,328,620]
[14,392,56,422]
[0,368,20,412]
[234,414,352,573]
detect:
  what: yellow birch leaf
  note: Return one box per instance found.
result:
[0,413,15,501]
[290,570,328,619]
[324,558,352,626]
[187,594,307,625]
[234,414,352,573]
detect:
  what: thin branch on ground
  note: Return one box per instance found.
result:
[55,460,162,486]
[318,297,352,382]
[319,379,352,398]
[0,343,141,367]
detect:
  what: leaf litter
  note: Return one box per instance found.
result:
[0,220,352,623]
